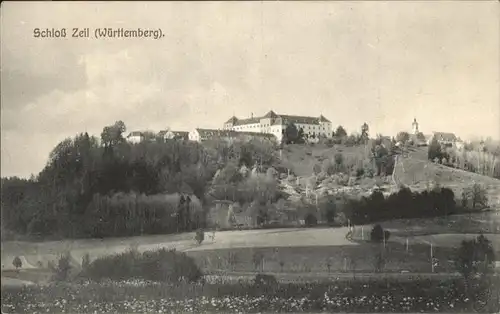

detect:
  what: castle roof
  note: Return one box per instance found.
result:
[274,115,321,125]
[234,117,261,125]
[225,111,331,127]
[263,110,279,119]
[225,116,239,124]
[127,131,144,137]
[319,115,331,123]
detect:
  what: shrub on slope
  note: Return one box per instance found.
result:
[81,248,203,283]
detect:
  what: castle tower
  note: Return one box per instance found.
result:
[412,118,419,134]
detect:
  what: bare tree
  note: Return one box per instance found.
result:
[279,260,285,272]
[252,251,264,272]
[227,252,238,271]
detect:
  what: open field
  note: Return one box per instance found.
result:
[2,213,500,313]
[2,212,500,287]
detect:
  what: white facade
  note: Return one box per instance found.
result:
[224,111,332,142]
[189,129,201,142]
[126,132,144,144]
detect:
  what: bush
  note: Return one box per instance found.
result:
[355,167,365,178]
[334,173,350,186]
[50,253,72,281]
[82,253,91,270]
[334,153,344,168]
[12,256,22,271]
[370,224,384,242]
[321,159,336,175]
[81,248,203,283]
[254,273,278,287]
[304,213,318,226]
[313,163,321,175]
[195,229,205,244]
[454,234,495,282]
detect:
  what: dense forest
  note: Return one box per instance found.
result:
[1,121,282,239]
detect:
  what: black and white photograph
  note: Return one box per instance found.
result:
[1,1,500,313]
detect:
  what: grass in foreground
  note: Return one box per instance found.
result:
[2,277,499,313]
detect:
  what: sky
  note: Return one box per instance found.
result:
[1,1,499,178]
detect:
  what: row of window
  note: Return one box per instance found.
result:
[232,125,330,131]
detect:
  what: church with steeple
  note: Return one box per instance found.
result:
[410,118,428,146]
[412,118,419,135]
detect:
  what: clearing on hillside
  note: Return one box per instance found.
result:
[280,144,500,207]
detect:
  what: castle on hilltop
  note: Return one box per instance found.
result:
[127,110,333,144]
[222,110,333,142]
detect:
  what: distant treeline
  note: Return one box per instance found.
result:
[341,185,488,226]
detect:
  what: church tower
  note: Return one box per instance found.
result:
[412,118,419,135]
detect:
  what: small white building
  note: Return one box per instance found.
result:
[126,131,145,144]
[159,130,189,141]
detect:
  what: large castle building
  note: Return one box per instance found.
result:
[223,110,333,142]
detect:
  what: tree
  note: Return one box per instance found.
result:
[322,196,337,225]
[256,208,269,226]
[195,229,205,244]
[396,131,410,144]
[371,144,390,176]
[304,213,318,226]
[101,120,126,147]
[297,128,305,144]
[454,234,495,294]
[185,195,192,231]
[278,260,285,272]
[428,138,442,161]
[227,252,238,271]
[12,256,22,272]
[50,253,72,281]
[284,123,299,144]
[335,126,347,138]
[312,163,321,175]
[370,224,385,242]
[226,204,237,227]
[82,253,91,270]
[142,131,157,142]
[470,183,488,211]
[334,153,344,168]
[361,123,369,144]
[374,252,385,273]
[252,251,264,271]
